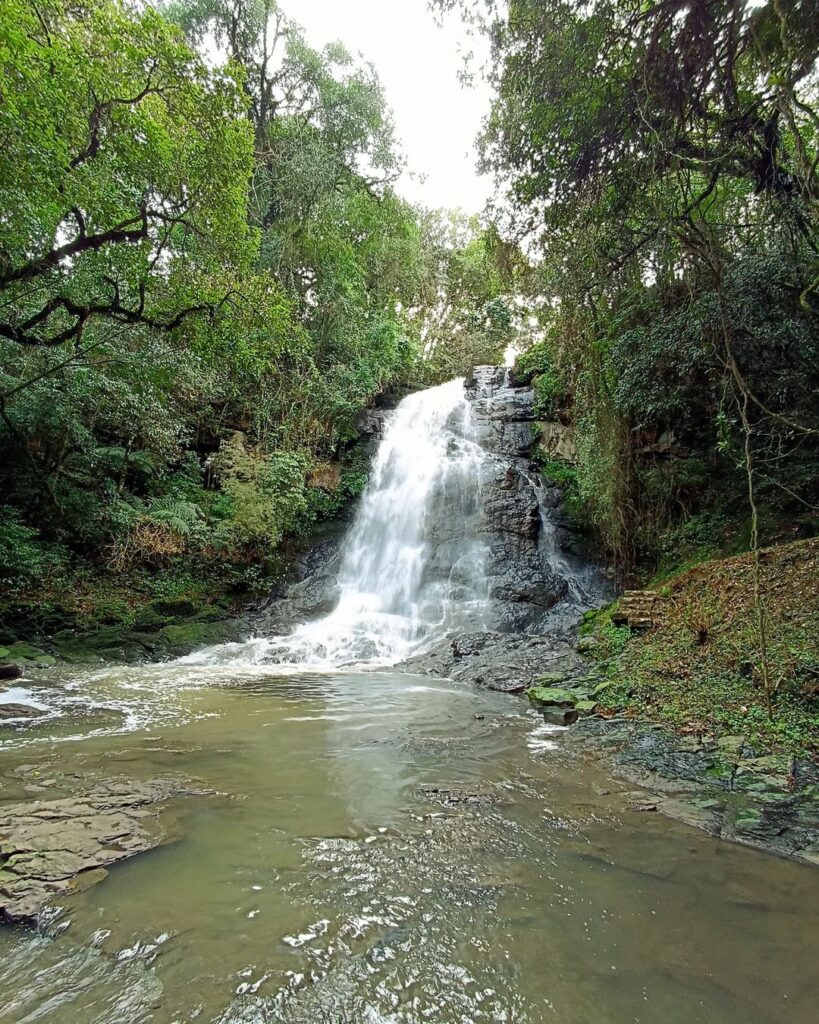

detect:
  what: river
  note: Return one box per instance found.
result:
[2,662,818,1023]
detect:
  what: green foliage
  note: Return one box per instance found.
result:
[144,498,203,538]
[213,437,310,551]
[417,213,527,380]
[441,0,819,569]
[511,341,551,386]
[0,0,259,349]
[586,539,819,753]
[1,0,512,597]
[577,603,632,660]
[512,341,565,417]
[538,459,585,527]
[0,508,66,586]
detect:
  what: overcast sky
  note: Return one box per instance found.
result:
[278,0,493,215]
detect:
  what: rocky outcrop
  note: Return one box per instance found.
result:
[0,777,211,926]
[568,720,819,864]
[536,420,577,463]
[465,367,582,631]
[397,630,585,693]
[257,534,344,630]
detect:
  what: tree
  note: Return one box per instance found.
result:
[0,0,260,351]
[416,212,525,379]
[438,0,818,557]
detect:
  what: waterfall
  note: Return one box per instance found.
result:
[277,377,492,665]
[188,378,494,669]
[182,370,606,672]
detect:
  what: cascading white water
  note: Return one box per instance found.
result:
[186,378,493,669]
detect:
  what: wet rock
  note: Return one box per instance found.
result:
[541,708,579,727]
[2,643,56,668]
[355,407,391,438]
[51,617,247,664]
[628,794,659,812]
[0,663,23,680]
[0,703,45,721]
[398,631,586,693]
[256,535,344,632]
[419,785,506,808]
[0,777,212,926]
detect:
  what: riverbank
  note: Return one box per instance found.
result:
[0,573,252,673]
[0,515,357,674]
[582,537,818,754]
[522,537,819,862]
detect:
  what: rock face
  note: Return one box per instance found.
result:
[464,366,591,632]
[257,534,345,632]
[397,631,586,693]
[569,720,819,864]
[536,420,577,463]
[0,777,209,926]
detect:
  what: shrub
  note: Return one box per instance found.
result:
[0,506,67,587]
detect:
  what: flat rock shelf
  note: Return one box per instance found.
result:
[0,777,210,925]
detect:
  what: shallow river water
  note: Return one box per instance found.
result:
[1,664,817,1024]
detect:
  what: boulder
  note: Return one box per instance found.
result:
[0,703,46,721]
[542,708,580,726]
[3,644,56,667]
[526,686,581,708]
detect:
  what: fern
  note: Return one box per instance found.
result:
[145,497,202,536]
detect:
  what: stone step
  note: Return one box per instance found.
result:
[612,590,661,630]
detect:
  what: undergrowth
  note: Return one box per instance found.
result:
[581,538,819,754]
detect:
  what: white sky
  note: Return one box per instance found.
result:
[278,0,493,215]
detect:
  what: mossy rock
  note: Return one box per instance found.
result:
[579,608,603,637]
[191,605,226,623]
[716,734,746,758]
[159,620,240,655]
[704,760,735,783]
[574,699,598,714]
[733,809,764,830]
[50,644,108,665]
[6,643,57,667]
[526,686,581,708]
[132,607,172,632]
[50,627,155,664]
[576,635,597,656]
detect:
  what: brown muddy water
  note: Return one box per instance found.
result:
[0,664,817,1023]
